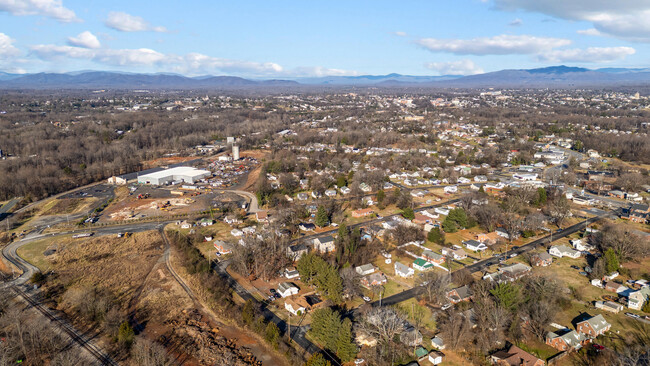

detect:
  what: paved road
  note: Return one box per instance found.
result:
[0,197,21,221]
[365,210,615,309]
[224,189,261,213]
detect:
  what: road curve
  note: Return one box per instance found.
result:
[224,189,261,213]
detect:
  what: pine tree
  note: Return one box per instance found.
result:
[336,318,357,362]
[604,248,619,274]
[428,227,445,244]
[315,206,329,227]
[265,322,280,349]
[402,207,415,220]
[118,321,135,347]
[304,353,332,366]
[376,189,385,204]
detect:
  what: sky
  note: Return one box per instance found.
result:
[0,0,649,77]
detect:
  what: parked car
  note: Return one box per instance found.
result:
[625,313,640,319]
[509,253,517,258]
[441,303,452,310]
[570,265,580,270]
[362,296,371,302]
[578,271,588,276]
[593,344,605,351]
[354,359,365,365]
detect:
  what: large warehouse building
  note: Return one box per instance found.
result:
[137,166,211,185]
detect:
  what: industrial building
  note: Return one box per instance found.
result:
[137,166,211,185]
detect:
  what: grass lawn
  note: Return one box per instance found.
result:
[15,236,65,272]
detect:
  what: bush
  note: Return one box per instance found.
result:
[30,271,45,284]
[118,321,135,347]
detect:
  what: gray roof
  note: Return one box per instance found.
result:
[395,262,411,273]
[547,329,585,348]
[278,282,298,293]
[582,314,611,333]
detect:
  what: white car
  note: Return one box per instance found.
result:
[354,359,365,365]
[441,303,452,310]
[362,296,371,302]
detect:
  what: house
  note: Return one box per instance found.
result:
[474,175,488,182]
[355,264,375,276]
[413,258,434,271]
[464,240,487,251]
[213,240,233,254]
[339,186,351,195]
[490,344,544,366]
[422,250,444,264]
[198,218,214,226]
[287,244,309,261]
[496,227,519,240]
[277,282,299,298]
[311,191,321,199]
[285,267,300,279]
[576,314,611,338]
[570,239,588,251]
[441,246,467,260]
[324,189,337,197]
[546,329,587,351]
[434,207,450,216]
[299,222,316,231]
[444,185,458,194]
[604,281,626,293]
[296,193,309,201]
[359,183,372,192]
[628,287,650,310]
[446,285,473,304]
[179,220,192,229]
[428,350,444,365]
[498,263,532,282]
[224,215,242,225]
[431,336,445,350]
[595,300,624,314]
[313,235,335,253]
[284,298,307,315]
[394,262,414,278]
[549,245,581,259]
[255,211,269,223]
[620,203,649,223]
[531,252,553,267]
[400,326,423,346]
[352,208,374,218]
[230,228,244,237]
[412,213,431,225]
[361,272,387,288]
[476,232,500,245]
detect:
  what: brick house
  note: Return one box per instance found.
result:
[490,344,544,366]
[546,329,587,351]
[576,314,611,338]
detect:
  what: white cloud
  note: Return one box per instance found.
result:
[29,42,359,77]
[394,31,407,37]
[425,59,484,75]
[0,33,20,59]
[67,31,101,49]
[494,0,650,41]
[0,0,78,22]
[577,28,602,36]
[105,11,167,32]
[509,18,523,26]
[415,34,571,55]
[536,46,636,63]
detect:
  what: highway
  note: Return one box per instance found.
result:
[0,197,21,221]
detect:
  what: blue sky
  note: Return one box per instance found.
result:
[0,0,648,77]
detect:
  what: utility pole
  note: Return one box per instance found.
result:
[288,312,291,342]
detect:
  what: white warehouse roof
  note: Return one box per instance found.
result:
[138,166,211,185]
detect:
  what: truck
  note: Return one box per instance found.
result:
[72,233,94,239]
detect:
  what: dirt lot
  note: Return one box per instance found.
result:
[142,156,198,169]
[41,197,98,216]
[102,190,214,222]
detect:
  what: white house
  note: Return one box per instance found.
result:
[394,262,414,278]
[428,351,444,365]
[284,299,306,315]
[464,240,487,252]
[355,264,376,276]
[278,282,299,298]
[434,207,450,216]
[444,185,458,194]
[549,245,581,259]
[570,239,588,251]
[339,186,351,195]
[431,336,445,350]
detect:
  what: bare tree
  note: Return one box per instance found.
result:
[437,309,471,350]
[472,203,501,232]
[131,337,173,366]
[417,271,451,305]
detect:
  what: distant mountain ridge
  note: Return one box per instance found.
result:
[2,66,650,89]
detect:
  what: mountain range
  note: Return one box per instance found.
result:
[2,66,650,89]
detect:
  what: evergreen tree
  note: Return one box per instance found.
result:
[428,227,445,244]
[265,322,280,348]
[304,353,332,366]
[442,217,458,233]
[604,248,619,274]
[376,189,385,204]
[402,207,415,220]
[490,282,524,312]
[336,175,347,188]
[336,318,357,362]
[118,321,135,347]
[315,206,329,227]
